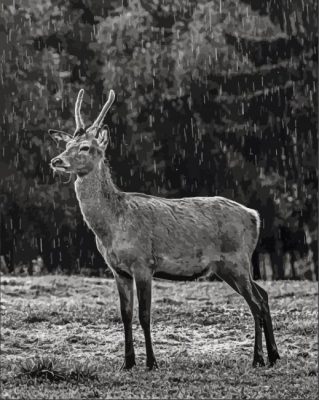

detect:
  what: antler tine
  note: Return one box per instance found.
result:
[91,90,115,129]
[75,89,85,132]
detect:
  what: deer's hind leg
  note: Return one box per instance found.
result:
[252,282,280,365]
[216,257,265,367]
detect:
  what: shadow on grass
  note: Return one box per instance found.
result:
[23,314,50,324]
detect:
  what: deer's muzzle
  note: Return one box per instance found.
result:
[51,157,70,171]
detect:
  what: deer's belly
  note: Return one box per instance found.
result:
[153,268,209,281]
[153,252,216,281]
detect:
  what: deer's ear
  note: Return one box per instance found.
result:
[96,125,109,149]
[48,129,73,144]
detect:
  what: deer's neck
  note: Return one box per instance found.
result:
[74,160,124,239]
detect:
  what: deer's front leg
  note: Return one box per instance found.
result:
[135,269,158,370]
[115,273,136,370]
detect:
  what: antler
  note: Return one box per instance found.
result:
[90,90,115,130]
[75,89,85,132]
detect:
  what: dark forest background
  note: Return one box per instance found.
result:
[0,0,317,280]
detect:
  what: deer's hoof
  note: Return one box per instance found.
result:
[146,358,159,371]
[252,355,265,368]
[120,359,136,371]
[268,351,280,367]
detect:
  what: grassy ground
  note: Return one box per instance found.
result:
[0,275,317,399]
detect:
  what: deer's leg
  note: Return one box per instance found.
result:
[135,270,158,370]
[217,262,265,367]
[238,281,265,367]
[115,273,136,370]
[252,282,280,366]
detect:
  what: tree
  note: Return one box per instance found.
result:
[0,0,317,278]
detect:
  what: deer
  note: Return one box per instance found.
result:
[49,89,280,371]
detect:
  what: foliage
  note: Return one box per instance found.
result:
[19,355,99,383]
[0,0,317,276]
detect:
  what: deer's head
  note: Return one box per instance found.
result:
[50,89,115,176]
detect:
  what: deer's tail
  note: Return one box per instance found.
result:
[249,209,261,250]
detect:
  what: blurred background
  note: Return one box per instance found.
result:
[0,0,317,280]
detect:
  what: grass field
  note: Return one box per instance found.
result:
[0,276,317,399]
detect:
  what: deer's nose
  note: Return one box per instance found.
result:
[51,157,64,167]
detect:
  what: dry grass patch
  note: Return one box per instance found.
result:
[0,275,317,399]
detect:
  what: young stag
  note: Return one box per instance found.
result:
[50,89,280,370]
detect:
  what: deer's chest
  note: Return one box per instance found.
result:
[95,234,140,278]
[78,200,111,238]
[78,205,140,269]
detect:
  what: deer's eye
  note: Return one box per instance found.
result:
[79,145,90,152]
